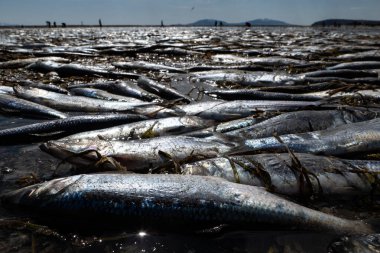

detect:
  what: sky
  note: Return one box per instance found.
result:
[0,0,379,26]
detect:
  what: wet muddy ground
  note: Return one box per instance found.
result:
[1,26,380,252]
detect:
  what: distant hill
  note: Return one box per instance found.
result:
[188,18,290,26]
[189,19,228,26]
[239,19,290,26]
[312,19,380,27]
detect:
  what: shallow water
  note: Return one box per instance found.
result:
[1,26,380,252]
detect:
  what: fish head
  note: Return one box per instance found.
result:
[40,139,113,166]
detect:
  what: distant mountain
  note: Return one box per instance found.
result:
[188,19,228,26]
[240,19,290,26]
[312,19,380,27]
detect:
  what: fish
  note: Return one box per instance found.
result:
[0,174,372,234]
[214,109,380,140]
[26,61,141,79]
[229,118,380,157]
[185,115,271,138]
[334,50,380,62]
[68,81,161,102]
[152,47,201,56]
[69,88,143,103]
[18,80,68,94]
[211,55,307,66]
[303,69,378,79]
[40,136,234,171]
[189,70,301,86]
[186,65,271,72]
[175,100,325,121]
[328,61,380,71]
[62,116,214,141]
[0,57,69,69]
[13,85,155,112]
[0,93,67,119]
[137,77,192,103]
[205,89,323,101]
[0,114,147,144]
[113,61,186,73]
[181,153,380,197]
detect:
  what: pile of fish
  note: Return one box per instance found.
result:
[1,27,380,252]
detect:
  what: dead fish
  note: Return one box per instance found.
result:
[13,85,154,112]
[68,81,161,102]
[0,57,68,69]
[0,114,147,144]
[18,80,68,94]
[0,93,67,119]
[113,61,186,73]
[69,88,143,103]
[175,100,324,121]
[1,173,372,234]
[230,118,380,157]
[214,109,380,140]
[189,70,301,86]
[182,153,380,197]
[62,116,214,141]
[328,61,380,71]
[205,89,323,101]
[40,136,234,171]
[185,115,272,138]
[27,61,141,79]
[137,76,192,102]
[303,69,378,79]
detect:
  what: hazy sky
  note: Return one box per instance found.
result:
[0,0,379,26]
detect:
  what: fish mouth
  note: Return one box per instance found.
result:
[40,141,100,166]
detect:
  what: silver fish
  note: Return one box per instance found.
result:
[113,61,186,73]
[69,88,143,103]
[328,61,380,71]
[14,85,154,112]
[68,81,161,102]
[62,116,214,141]
[1,174,372,234]
[0,93,67,119]
[230,118,380,156]
[175,100,323,121]
[41,136,234,171]
[215,109,379,140]
[182,153,380,197]
[0,57,69,69]
[0,114,147,144]
[137,77,192,102]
